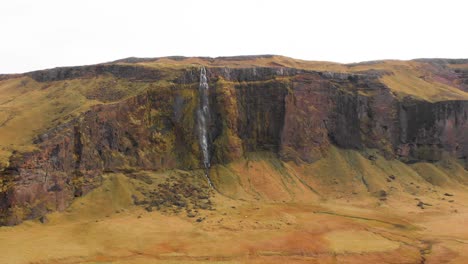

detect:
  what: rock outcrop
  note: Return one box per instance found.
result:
[1,56,467,225]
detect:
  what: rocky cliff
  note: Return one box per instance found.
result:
[0,56,467,225]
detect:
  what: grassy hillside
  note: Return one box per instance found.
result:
[0,75,162,167]
[212,147,468,204]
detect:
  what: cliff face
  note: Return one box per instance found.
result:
[397,100,468,162]
[0,56,467,225]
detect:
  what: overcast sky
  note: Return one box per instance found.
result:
[1,0,467,74]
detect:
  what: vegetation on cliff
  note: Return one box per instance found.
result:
[0,55,467,225]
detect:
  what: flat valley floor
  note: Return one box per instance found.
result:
[0,172,467,264]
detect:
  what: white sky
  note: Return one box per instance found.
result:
[1,0,467,74]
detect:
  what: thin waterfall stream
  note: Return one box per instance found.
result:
[197,67,214,188]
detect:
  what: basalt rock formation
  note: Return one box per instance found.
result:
[0,55,467,225]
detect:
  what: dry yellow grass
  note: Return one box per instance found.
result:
[380,66,468,101]
[122,55,347,72]
[0,75,156,167]
[325,230,400,253]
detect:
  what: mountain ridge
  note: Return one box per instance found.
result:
[2,54,468,74]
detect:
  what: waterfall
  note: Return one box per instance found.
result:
[197,67,214,188]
